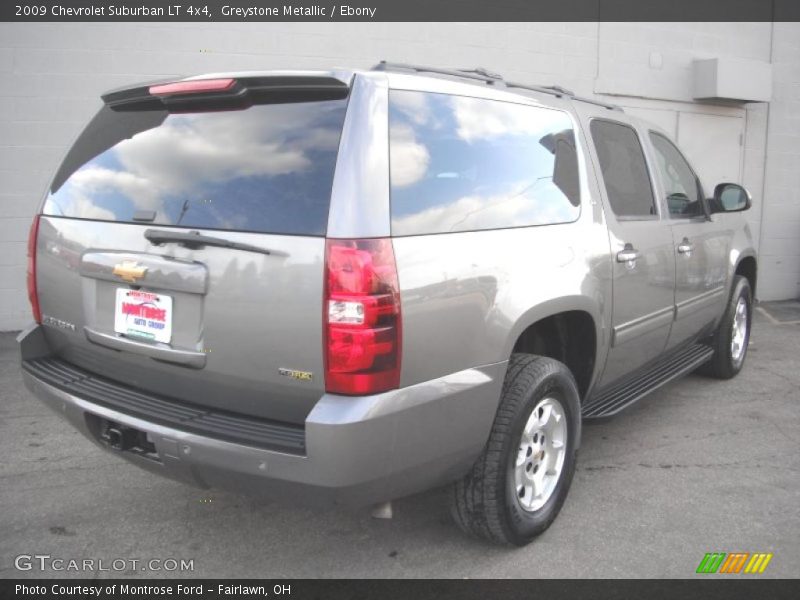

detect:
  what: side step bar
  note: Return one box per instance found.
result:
[582,343,714,418]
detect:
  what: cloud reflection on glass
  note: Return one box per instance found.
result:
[44,99,348,236]
[389,91,581,236]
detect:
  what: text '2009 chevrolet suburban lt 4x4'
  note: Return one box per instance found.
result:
[18,62,757,545]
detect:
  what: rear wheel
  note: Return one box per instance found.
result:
[699,275,752,379]
[450,354,581,545]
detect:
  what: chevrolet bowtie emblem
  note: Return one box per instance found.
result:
[112,261,147,283]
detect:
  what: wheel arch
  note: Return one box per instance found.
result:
[734,254,757,299]
[505,297,604,402]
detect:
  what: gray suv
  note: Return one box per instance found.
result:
[18,63,757,545]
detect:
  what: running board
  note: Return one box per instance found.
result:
[582,343,714,419]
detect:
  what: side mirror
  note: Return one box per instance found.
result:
[710,183,751,213]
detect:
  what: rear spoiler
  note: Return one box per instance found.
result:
[102,74,352,111]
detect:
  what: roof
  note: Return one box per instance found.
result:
[372,61,622,112]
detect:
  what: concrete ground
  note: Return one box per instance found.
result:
[1,309,798,579]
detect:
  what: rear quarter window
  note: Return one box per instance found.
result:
[388,90,581,236]
[44,98,349,236]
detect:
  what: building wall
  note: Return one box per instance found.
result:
[0,22,798,330]
[759,23,800,300]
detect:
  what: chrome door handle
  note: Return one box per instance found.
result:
[677,238,694,255]
[616,245,641,264]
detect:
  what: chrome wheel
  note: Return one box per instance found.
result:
[514,397,567,512]
[730,296,748,363]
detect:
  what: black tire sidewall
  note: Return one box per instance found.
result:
[501,363,580,544]
[720,277,752,376]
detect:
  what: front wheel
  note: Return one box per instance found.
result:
[699,275,752,379]
[450,354,581,546]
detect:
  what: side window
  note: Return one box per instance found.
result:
[590,120,657,218]
[388,90,581,236]
[649,132,705,218]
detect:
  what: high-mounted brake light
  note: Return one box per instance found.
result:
[149,78,236,96]
[26,214,41,324]
[324,239,402,395]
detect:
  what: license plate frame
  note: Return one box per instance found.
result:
[113,288,173,344]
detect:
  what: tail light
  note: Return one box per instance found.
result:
[26,214,41,324]
[324,239,402,395]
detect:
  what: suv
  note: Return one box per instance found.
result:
[18,63,757,545]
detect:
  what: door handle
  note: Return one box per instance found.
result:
[677,238,694,255]
[616,244,641,264]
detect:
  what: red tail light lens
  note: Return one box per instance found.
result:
[149,78,236,96]
[26,214,41,324]
[324,239,402,395]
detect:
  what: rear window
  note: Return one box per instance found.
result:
[388,90,581,236]
[44,98,349,236]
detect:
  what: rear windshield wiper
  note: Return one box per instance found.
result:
[144,229,287,257]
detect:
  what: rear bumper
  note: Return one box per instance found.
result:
[19,324,506,507]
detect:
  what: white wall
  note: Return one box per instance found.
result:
[0,22,798,330]
[758,23,800,300]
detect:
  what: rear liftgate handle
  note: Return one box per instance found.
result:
[84,327,206,369]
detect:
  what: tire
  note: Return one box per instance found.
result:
[450,354,581,546]
[698,275,753,379]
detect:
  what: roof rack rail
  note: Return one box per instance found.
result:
[571,96,623,111]
[503,81,572,98]
[543,85,575,96]
[373,61,505,85]
[372,61,622,111]
[506,80,622,111]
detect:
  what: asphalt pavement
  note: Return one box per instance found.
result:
[1,308,798,578]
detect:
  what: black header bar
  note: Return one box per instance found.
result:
[2,579,800,600]
[2,0,800,23]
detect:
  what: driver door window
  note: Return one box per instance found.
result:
[649,132,705,218]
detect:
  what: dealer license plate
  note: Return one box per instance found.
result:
[114,288,173,344]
